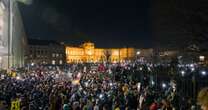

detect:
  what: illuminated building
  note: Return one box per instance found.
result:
[66,42,135,63]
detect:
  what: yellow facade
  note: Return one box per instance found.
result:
[66,42,135,63]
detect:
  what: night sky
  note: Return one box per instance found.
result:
[151,0,208,49]
[18,0,151,48]
[19,0,206,49]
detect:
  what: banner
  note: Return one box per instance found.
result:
[10,99,20,110]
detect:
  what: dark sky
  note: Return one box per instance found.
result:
[151,0,208,49]
[18,0,151,48]
[19,0,205,49]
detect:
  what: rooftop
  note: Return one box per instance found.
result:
[28,39,61,46]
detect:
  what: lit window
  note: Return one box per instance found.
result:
[59,60,63,65]
[52,53,55,57]
[52,60,55,65]
[199,56,205,61]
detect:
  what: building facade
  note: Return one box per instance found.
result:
[28,39,66,65]
[153,48,180,64]
[66,42,136,63]
[0,0,27,69]
[136,49,154,63]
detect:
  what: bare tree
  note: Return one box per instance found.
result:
[174,0,208,50]
[103,50,112,63]
[152,0,208,50]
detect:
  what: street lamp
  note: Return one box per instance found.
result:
[136,51,141,55]
[136,51,141,62]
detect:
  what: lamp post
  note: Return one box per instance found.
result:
[136,51,141,63]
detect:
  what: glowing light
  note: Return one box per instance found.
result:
[136,51,141,55]
[151,81,155,85]
[88,51,92,55]
[162,83,166,88]
[181,71,185,76]
[113,51,119,56]
[137,83,141,90]
[52,60,55,65]
[16,76,21,80]
[191,68,195,72]
[139,67,143,71]
[199,56,205,61]
[99,94,104,99]
[201,71,206,76]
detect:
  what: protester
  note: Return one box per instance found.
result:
[0,62,207,110]
[197,87,208,110]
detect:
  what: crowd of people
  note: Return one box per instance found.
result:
[0,62,207,110]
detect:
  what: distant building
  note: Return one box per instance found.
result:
[153,48,179,64]
[0,0,27,69]
[136,49,154,63]
[28,39,66,65]
[66,42,136,63]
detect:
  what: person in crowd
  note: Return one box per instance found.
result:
[198,87,208,110]
[0,62,206,110]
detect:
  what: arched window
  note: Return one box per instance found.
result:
[52,60,55,65]
[59,60,63,65]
